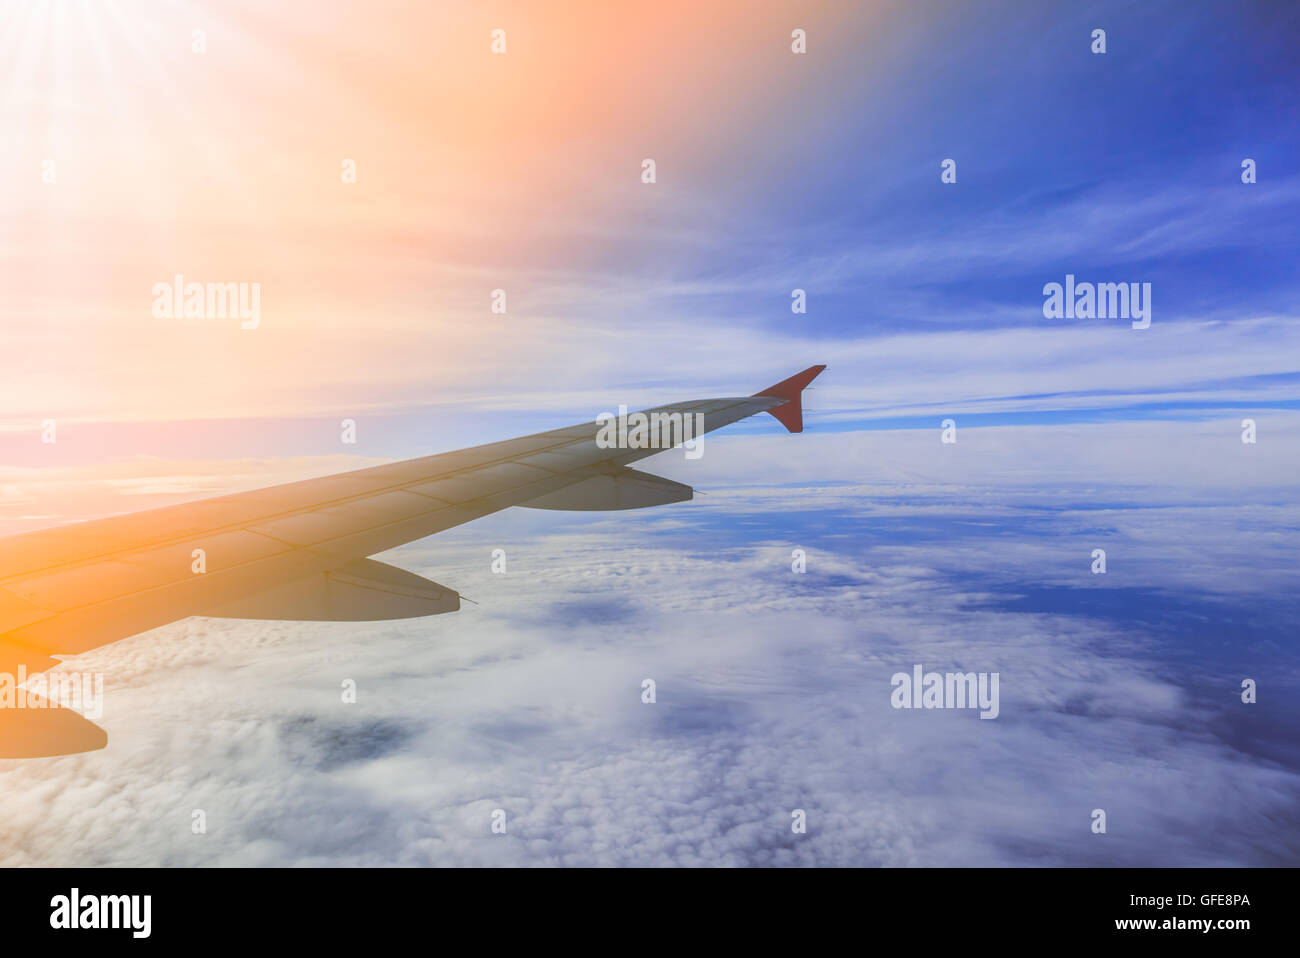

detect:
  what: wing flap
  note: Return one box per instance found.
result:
[0,694,107,759]
[202,558,460,621]
[6,530,291,612]
[521,468,692,511]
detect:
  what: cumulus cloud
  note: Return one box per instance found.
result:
[1,425,1295,866]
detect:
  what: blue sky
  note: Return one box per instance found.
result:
[679,0,1300,333]
[6,1,1296,464]
[1,0,1296,464]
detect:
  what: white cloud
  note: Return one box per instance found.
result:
[1,455,1294,866]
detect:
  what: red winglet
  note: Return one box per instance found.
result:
[753,365,827,433]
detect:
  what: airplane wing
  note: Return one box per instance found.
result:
[0,366,825,756]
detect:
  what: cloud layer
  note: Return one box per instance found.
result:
[2,418,1295,867]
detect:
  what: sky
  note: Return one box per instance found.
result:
[0,0,1297,866]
